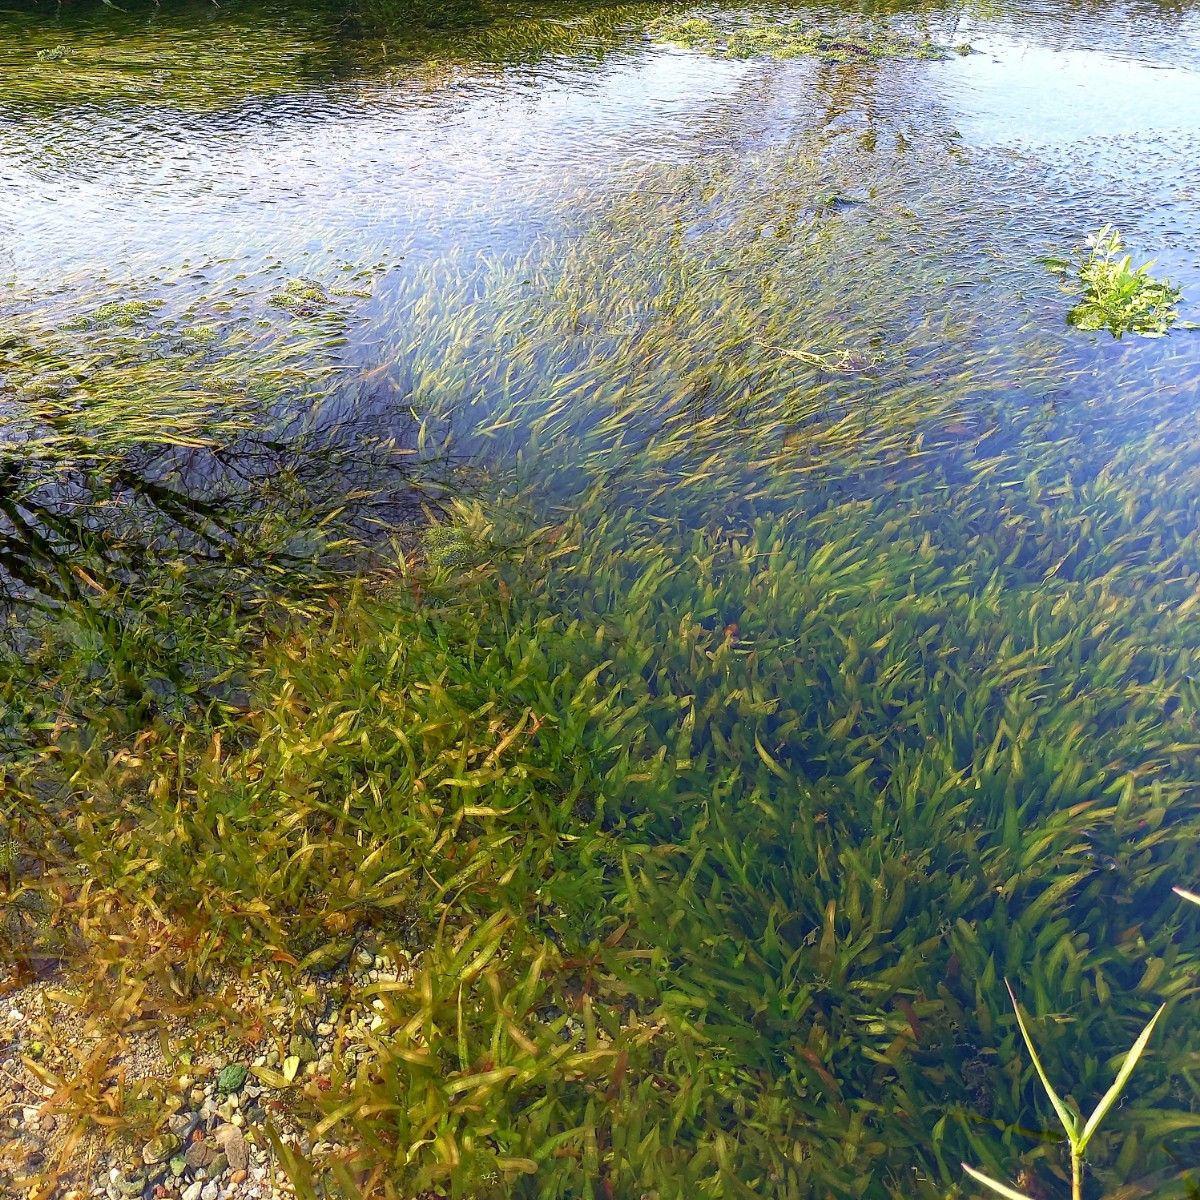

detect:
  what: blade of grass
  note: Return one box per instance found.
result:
[962,1163,1037,1200]
[1078,1004,1166,1152]
[1005,979,1079,1141]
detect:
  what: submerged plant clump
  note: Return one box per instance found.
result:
[421,517,492,568]
[268,277,335,317]
[1046,225,1187,338]
[649,13,969,61]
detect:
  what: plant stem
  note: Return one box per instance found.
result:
[1071,1147,1082,1200]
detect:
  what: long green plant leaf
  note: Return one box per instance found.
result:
[962,1162,1037,1200]
[1077,1003,1166,1152]
[1005,979,1079,1140]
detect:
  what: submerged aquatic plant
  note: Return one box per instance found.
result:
[1046,225,1185,338]
[268,278,335,318]
[648,14,966,61]
[7,106,1200,1199]
[965,983,1165,1200]
[8,7,344,108]
[421,515,491,568]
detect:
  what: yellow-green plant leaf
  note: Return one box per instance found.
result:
[250,1065,290,1089]
[962,1162,1037,1200]
[1006,979,1078,1141]
[1078,1003,1165,1152]
[282,1054,301,1083]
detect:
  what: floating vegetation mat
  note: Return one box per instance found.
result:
[648,12,970,60]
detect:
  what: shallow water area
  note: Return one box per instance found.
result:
[5,0,1200,1195]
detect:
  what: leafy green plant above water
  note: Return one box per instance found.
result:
[1045,225,1188,339]
[648,13,970,61]
[965,982,1164,1200]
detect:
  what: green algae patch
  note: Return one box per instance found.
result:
[268,278,334,318]
[649,13,968,61]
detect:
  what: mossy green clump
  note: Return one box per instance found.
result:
[93,299,164,327]
[421,518,489,569]
[268,278,333,318]
[649,14,964,62]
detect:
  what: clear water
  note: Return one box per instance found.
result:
[3,0,1197,452]
[5,0,1200,1192]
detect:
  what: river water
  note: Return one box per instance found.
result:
[4,0,1200,1194]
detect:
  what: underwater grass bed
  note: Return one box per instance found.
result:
[5,99,1200,1200]
[26,471,1200,1198]
[647,12,970,61]
[0,0,351,109]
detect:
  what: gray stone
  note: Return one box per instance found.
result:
[214,1123,248,1172]
[182,1183,203,1200]
[169,1111,200,1138]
